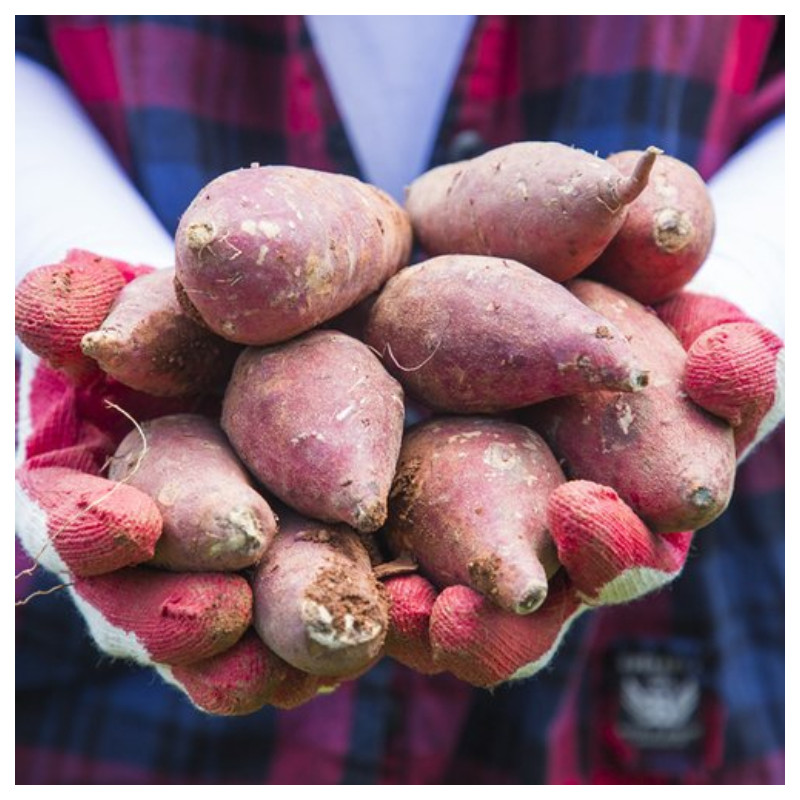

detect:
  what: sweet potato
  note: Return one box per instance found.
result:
[527,280,736,533]
[221,330,405,533]
[109,414,277,571]
[588,151,715,303]
[252,511,389,677]
[364,255,648,413]
[384,417,565,614]
[81,268,240,397]
[174,165,412,345]
[405,142,658,282]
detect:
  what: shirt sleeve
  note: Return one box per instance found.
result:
[15,53,175,286]
[687,116,785,339]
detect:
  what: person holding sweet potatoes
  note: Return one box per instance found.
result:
[16,15,784,784]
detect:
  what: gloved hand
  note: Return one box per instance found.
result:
[382,481,693,686]
[380,290,784,687]
[654,291,785,460]
[15,251,330,715]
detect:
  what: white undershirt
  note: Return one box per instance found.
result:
[686,116,785,339]
[14,56,176,279]
[306,15,475,201]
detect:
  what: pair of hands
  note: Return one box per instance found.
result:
[15,252,784,713]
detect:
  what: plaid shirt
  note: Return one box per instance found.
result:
[15,15,784,784]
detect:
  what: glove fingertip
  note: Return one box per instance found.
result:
[430,576,582,688]
[162,631,280,716]
[383,573,442,674]
[15,256,126,381]
[16,467,163,577]
[654,291,750,349]
[72,569,253,666]
[684,322,784,452]
[64,249,156,284]
[547,481,692,605]
[160,630,337,714]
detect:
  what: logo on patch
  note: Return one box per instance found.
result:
[615,649,703,749]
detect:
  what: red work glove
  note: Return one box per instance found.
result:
[381,291,783,687]
[15,251,329,714]
[654,291,785,460]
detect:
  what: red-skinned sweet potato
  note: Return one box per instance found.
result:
[527,280,736,533]
[221,330,405,533]
[109,414,277,571]
[364,255,648,413]
[384,416,565,614]
[405,142,658,282]
[252,511,389,677]
[174,165,412,345]
[588,151,715,303]
[81,268,240,397]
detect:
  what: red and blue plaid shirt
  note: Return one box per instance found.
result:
[16,15,784,784]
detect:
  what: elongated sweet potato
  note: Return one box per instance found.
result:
[405,142,658,282]
[81,268,240,397]
[384,417,565,615]
[588,151,715,303]
[174,165,412,345]
[527,280,736,533]
[252,512,389,677]
[109,414,277,571]
[364,255,648,413]
[221,330,405,532]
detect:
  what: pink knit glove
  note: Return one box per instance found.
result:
[381,292,783,686]
[15,251,328,714]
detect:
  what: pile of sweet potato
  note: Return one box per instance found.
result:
[16,143,736,697]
